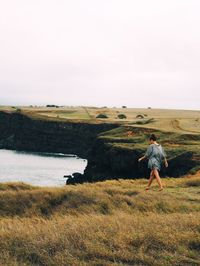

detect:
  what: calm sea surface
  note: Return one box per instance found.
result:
[0,149,87,186]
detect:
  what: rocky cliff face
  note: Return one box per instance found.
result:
[0,111,118,158]
[75,139,197,184]
[0,111,199,185]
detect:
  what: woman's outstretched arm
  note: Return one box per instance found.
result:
[138,145,153,162]
[163,157,168,167]
[138,155,146,162]
[162,147,168,167]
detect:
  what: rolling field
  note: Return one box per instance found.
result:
[1,105,200,134]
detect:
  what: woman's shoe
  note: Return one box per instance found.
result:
[145,187,150,190]
[158,187,164,191]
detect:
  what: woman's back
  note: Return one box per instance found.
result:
[146,143,165,158]
[145,143,166,171]
[152,144,166,159]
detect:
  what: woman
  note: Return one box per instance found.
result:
[138,134,168,191]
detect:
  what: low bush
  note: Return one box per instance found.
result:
[96,113,108,119]
[118,114,127,119]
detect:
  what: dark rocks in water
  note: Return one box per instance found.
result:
[66,172,85,185]
[63,175,72,179]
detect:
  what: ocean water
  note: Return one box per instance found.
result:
[0,149,87,187]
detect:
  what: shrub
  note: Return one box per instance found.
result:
[96,113,108,119]
[118,114,127,119]
[135,118,154,125]
[136,114,144,119]
[46,105,59,108]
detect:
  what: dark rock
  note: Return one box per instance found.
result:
[63,175,72,179]
[166,151,196,177]
[0,111,118,158]
[66,172,85,185]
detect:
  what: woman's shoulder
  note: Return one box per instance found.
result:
[155,143,161,147]
[150,143,160,147]
[148,144,156,149]
[148,144,154,148]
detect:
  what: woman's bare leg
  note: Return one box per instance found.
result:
[153,169,163,189]
[146,170,154,190]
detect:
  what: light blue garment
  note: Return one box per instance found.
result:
[145,143,166,171]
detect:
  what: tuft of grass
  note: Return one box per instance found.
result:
[0,182,37,191]
[188,165,200,175]
[184,177,200,187]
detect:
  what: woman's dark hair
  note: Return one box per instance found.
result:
[149,134,157,141]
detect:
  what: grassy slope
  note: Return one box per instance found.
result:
[1,106,200,163]
[1,106,200,132]
[0,175,200,266]
[0,106,200,265]
[98,126,200,173]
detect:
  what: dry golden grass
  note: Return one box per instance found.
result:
[0,176,200,266]
[2,106,200,133]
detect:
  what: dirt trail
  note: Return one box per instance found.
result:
[171,119,200,134]
[82,107,93,119]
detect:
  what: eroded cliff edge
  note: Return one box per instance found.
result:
[0,111,117,158]
[0,111,199,184]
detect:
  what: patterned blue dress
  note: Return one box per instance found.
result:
[145,143,166,171]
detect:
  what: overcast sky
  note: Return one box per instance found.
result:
[0,0,200,109]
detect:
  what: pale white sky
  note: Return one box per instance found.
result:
[0,0,200,109]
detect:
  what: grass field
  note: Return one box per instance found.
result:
[0,174,200,266]
[1,105,200,134]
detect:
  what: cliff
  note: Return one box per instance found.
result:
[0,111,118,158]
[82,140,197,181]
[0,111,199,184]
